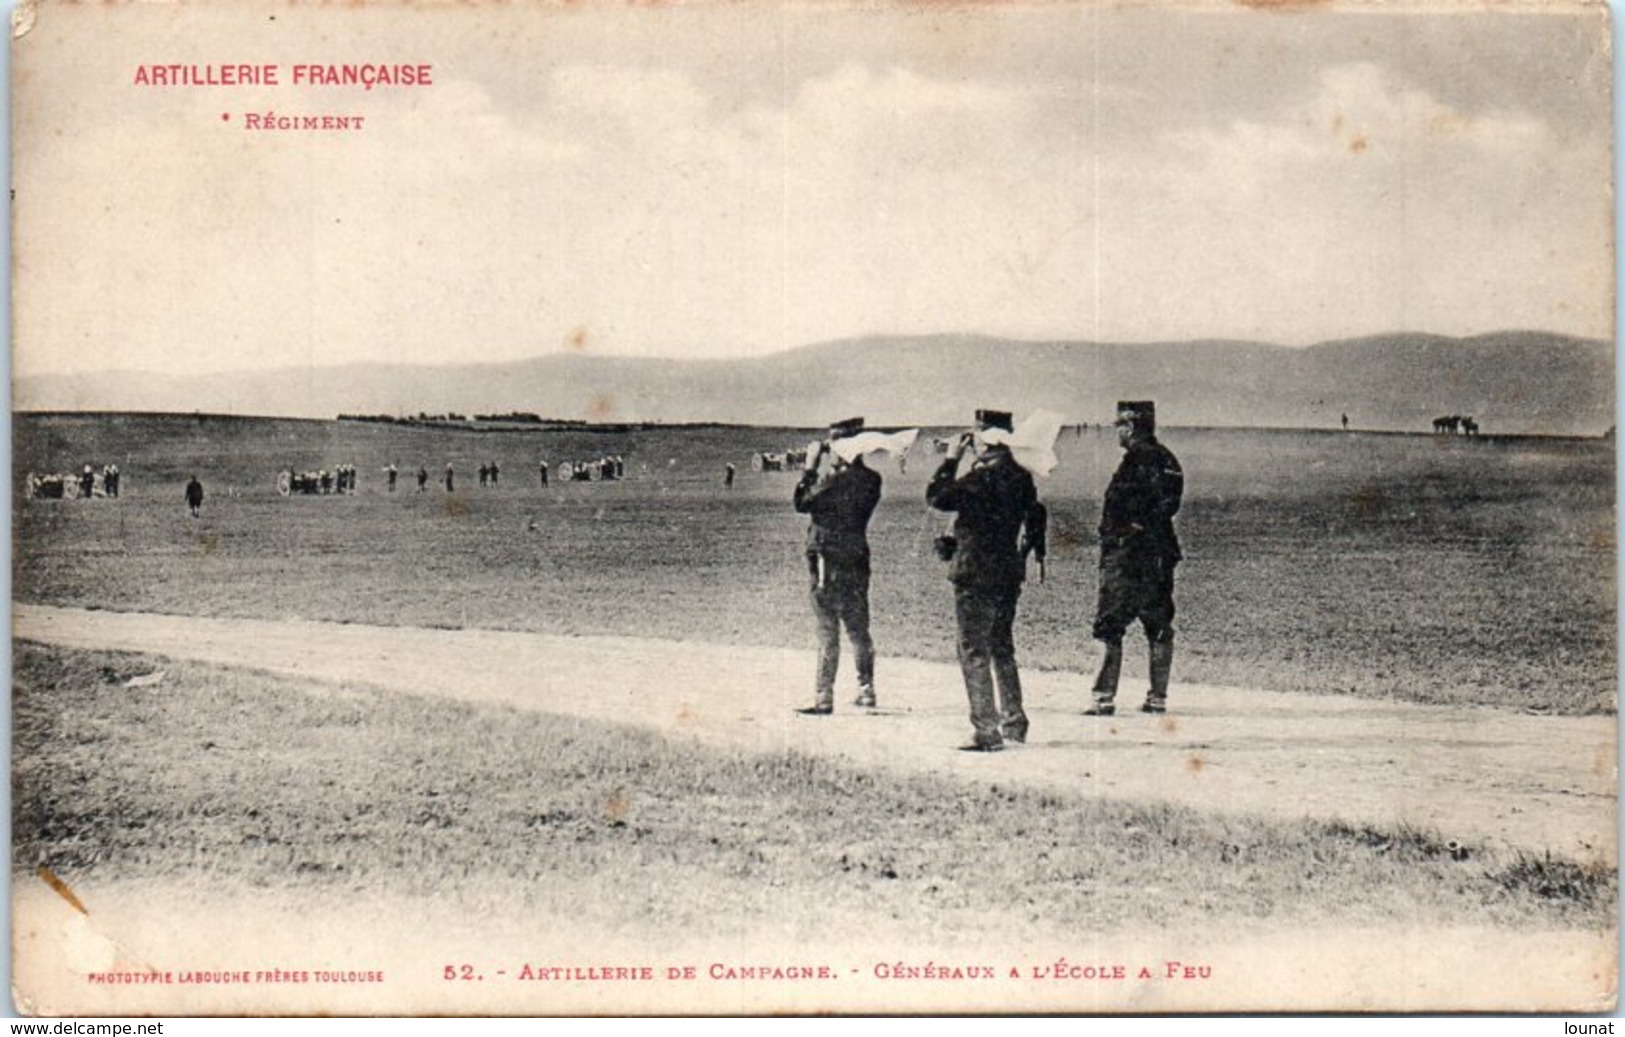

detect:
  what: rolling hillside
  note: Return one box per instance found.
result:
[14,331,1613,435]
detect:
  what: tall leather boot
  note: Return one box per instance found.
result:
[1086,640,1122,715]
[1144,636,1174,714]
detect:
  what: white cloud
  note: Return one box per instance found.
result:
[14,40,1609,383]
[1170,62,1554,175]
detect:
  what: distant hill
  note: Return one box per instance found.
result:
[14,331,1614,435]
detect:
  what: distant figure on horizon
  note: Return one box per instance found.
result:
[184,475,205,518]
[444,463,455,492]
[724,462,736,489]
[1341,413,1350,432]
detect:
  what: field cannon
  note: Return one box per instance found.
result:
[752,448,809,472]
[278,464,358,496]
[1431,415,1481,436]
[25,473,67,499]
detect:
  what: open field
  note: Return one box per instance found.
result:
[14,413,1617,713]
[10,412,1618,1013]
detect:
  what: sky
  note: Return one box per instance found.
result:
[11,1,1614,379]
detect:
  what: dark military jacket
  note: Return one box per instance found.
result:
[1099,436,1183,562]
[926,447,1040,588]
[794,460,882,571]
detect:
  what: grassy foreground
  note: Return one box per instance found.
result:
[13,643,1614,941]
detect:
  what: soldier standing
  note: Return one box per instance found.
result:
[794,417,883,714]
[724,462,736,489]
[184,475,205,518]
[927,409,1045,751]
[1086,400,1184,716]
[417,466,429,492]
[386,463,399,492]
[444,463,455,492]
[538,460,549,487]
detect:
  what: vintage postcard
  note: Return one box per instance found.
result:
[9,0,1617,1016]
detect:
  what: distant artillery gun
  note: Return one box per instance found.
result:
[26,466,119,499]
[278,468,353,496]
[1431,415,1481,436]
[562,456,625,482]
[25,473,67,499]
[751,448,809,473]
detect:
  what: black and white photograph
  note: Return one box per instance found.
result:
[8,0,1617,1015]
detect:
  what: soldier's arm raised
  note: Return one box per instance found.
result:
[926,456,965,511]
[792,469,821,512]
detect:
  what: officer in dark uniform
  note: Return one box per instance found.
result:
[927,409,1045,751]
[1087,400,1184,716]
[794,417,883,714]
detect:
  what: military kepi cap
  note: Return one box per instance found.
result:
[828,416,866,439]
[1116,400,1156,429]
[974,409,1014,431]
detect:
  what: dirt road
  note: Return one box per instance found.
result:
[13,603,1616,863]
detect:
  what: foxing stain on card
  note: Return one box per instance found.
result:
[605,786,630,823]
[589,393,618,421]
[38,865,88,916]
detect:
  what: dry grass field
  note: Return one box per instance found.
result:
[13,643,1614,943]
[14,413,1617,713]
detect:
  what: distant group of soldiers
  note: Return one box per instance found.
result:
[565,456,625,482]
[793,401,1183,752]
[281,457,624,496]
[283,464,358,496]
[25,463,120,500]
